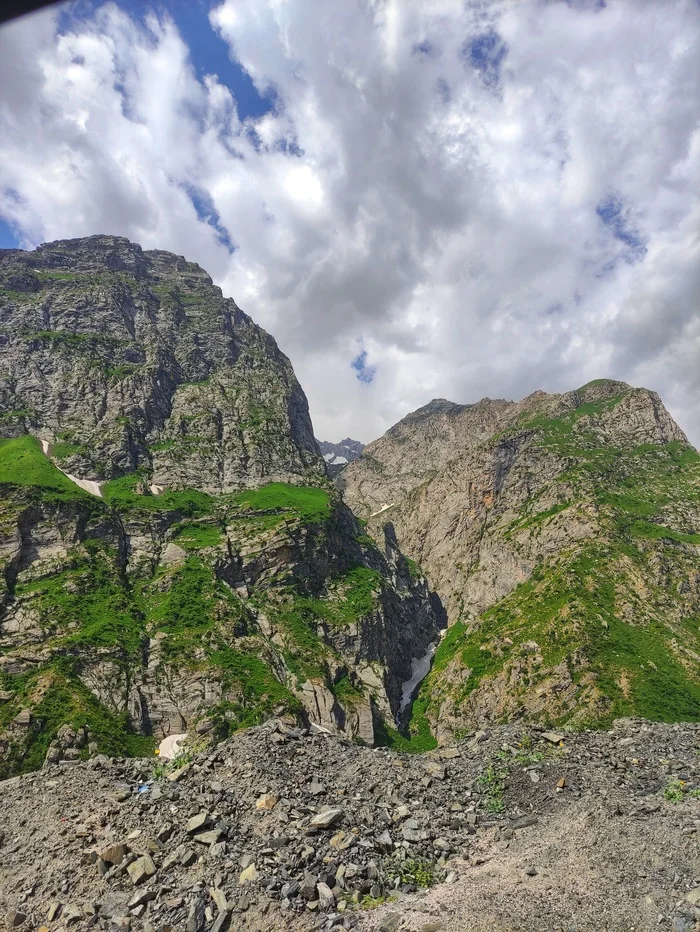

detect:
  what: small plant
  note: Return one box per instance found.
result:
[476,762,509,812]
[386,856,439,888]
[663,778,686,803]
[357,894,393,909]
[152,745,194,780]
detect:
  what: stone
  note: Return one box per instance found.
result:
[210,913,230,932]
[300,874,319,900]
[186,899,206,932]
[380,915,401,932]
[128,890,156,910]
[239,864,259,885]
[308,808,344,829]
[194,829,223,846]
[186,811,210,833]
[687,888,700,907]
[255,793,278,811]
[7,911,26,927]
[100,842,129,865]
[316,882,335,910]
[541,731,566,745]
[127,855,156,886]
[46,902,62,922]
[210,888,228,913]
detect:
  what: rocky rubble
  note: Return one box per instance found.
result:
[1,718,700,932]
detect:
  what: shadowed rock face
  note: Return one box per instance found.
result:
[0,237,442,775]
[0,235,322,493]
[340,380,700,737]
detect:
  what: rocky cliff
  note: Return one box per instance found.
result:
[340,380,700,741]
[0,236,441,776]
[319,439,365,468]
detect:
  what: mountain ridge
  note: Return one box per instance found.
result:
[340,378,700,742]
[0,236,442,776]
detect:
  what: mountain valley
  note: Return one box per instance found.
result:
[0,236,699,932]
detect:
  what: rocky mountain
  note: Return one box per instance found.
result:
[0,236,442,777]
[340,380,700,742]
[318,439,365,478]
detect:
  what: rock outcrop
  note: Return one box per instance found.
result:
[0,237,441,776]
[340,380,700,739]
[0,235,322,492]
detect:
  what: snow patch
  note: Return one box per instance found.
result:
[370,502,395,517]
[39,439,103,498]
[158,733,187,760]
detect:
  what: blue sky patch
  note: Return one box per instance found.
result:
[464,31,508,90]
[351,350,376,384]
[184,184,236,253]
[0,217,20,249]
[60,0,276,122]
[596,194,647,262]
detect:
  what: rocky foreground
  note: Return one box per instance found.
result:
[1,719,700,932]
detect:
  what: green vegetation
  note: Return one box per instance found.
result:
[405,556,422,579]
[386,856,439,888]
[51,440,86,460]
[206,646,299,737]
[145,556,237,661]
[172,522,222,550]
[0,662,154,778]
[0,435,90,501]
[16,543,144,659]
[330,674,364,705]
[476,762,508,812]
[35,270,80,280]
[235,482,331,523]
[663,778,687,803]
[375,691,437,754]
[102,473,213,516]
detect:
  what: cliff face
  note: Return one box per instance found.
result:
[0,237,441,775]
[340,380,700,739]
[0,235,322,492]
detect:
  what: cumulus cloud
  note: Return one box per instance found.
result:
[0,0,698,443]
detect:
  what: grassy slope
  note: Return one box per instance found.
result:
[407,393,700,738]
[0,439,388,770]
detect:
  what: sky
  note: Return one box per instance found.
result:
[0,0,698,445]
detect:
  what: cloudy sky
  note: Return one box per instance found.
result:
[0,0,698,444]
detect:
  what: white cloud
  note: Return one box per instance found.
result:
[0,0,698,444]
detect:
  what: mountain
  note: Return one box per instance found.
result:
[318,438,365,477]
[340,380,700,742]
[0,236,441,776]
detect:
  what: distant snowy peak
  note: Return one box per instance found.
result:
[317,437,364,475]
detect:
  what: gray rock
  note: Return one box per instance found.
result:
[126,855,156,886]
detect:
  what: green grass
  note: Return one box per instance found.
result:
[405,557,422,580]
[0,436,90,500]
[172,522,222,550]
[102,473,213,515]
[476,762,508,812]
[235,482,331,523]
[386,856,439,888]
[16,546,145,659]
[330,674,364,705]
[206,646,299,736]
[51,441,86,461]
[0,662,154,778]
